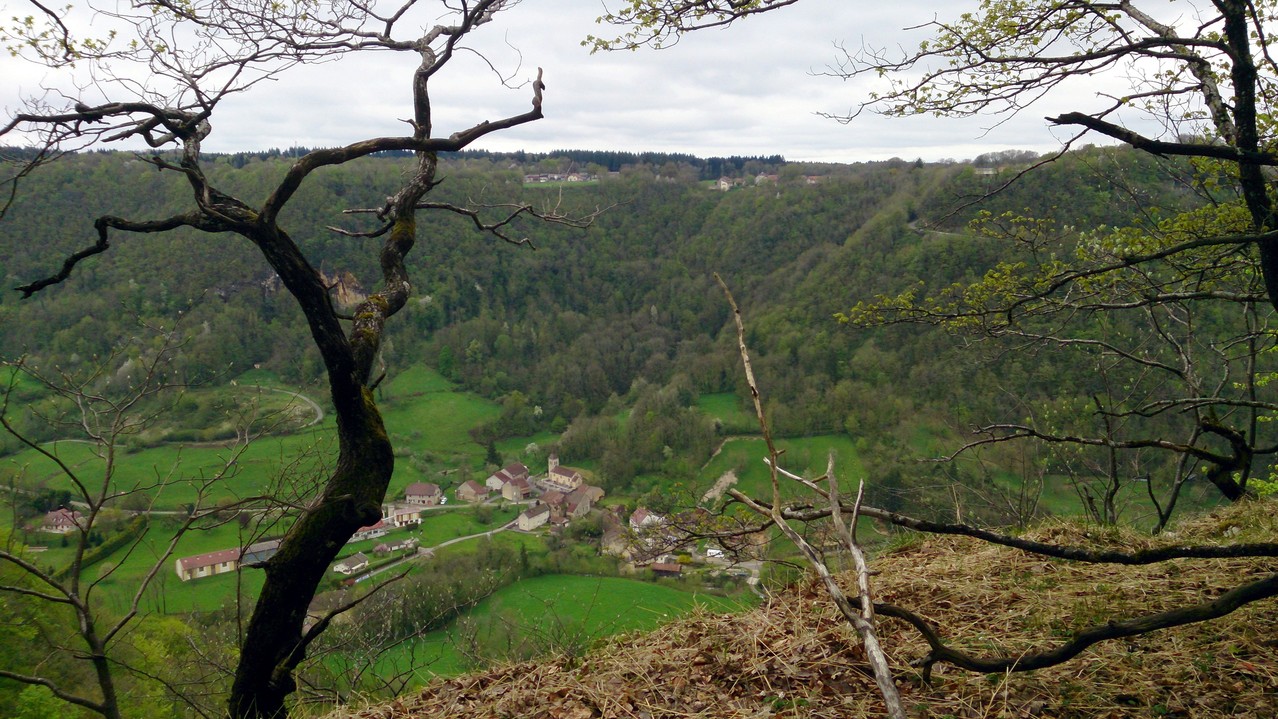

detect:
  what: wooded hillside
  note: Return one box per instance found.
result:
[0,145,1248,516]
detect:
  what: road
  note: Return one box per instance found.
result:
[354,518,518,583]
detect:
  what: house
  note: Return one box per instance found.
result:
[175,548,242,581]
[544,454,584,492]
[350,520,389,542]
[456,480,489,503]
[486,462,530,492]
[333,552,369,574]
[540,489,568,521]
[501,475,532,501]
[484,472,506,492]
[385,506,422,528]
[404,482,441,506]
[630,507,664,531]
[374,537,418,555]
[242,539,281,565]
[517,503,551,531]
[564,486,595,518]
[41,508,83,534]
[650,562,683,578]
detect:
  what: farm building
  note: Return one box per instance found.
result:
[175,548,242,581]
[486,462,530,492]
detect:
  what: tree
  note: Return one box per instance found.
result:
[0,333,246,719]
[669,279,1278,715]
[597,0,1278,701]
[2,2,592,717]
[597,1,1278,515]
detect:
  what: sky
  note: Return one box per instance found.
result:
[0,0,1141,164]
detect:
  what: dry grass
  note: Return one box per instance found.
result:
[329,498,1278,718]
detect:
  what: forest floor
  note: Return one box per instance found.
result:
[329,497,1278,719]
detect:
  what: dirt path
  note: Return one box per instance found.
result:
[261,386,324,427]
[701,470,739,504]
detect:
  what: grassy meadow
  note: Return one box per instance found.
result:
[695,392,757,434]
[365,573,755,679]
[695,434,866,503]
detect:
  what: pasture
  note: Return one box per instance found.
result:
[370,573,754,678]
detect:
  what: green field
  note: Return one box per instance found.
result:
[696,434,866,503]
[376,364,502,494]
[696,392,756,433]
[3,430,337,511]
[371,573,755,679]
[76,518,268,616]
[1,364,505,512]
[8,502,527,616]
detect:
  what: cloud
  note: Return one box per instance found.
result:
[0,0,1153,162]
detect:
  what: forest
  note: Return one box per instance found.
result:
[2,143,1250,507]
[2,143,1275,716]
[6,0,1278,716]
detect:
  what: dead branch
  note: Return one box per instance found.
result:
[715,273,907,719]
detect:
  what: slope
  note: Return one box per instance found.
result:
[329,497,1278,718]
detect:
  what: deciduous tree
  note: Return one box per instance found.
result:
[2,1,591,717]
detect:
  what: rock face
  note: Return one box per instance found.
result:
[319,269,367,310]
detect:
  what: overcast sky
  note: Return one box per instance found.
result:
[1,0,1135,163]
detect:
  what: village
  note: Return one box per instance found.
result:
[169,454,738,586]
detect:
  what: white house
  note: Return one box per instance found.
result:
[351,520,389,542]
[486,462,530,492]
[333,552,369,574]
[517,504,551,531]
[42,508,83,534]
[630,507,664,531]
